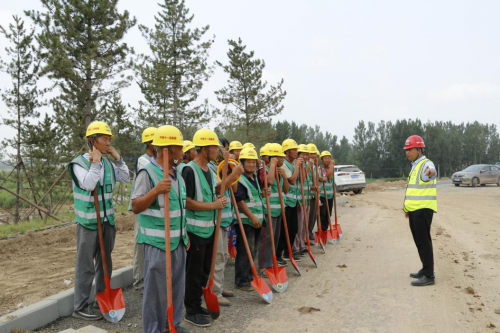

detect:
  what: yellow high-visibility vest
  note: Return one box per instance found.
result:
[404,158,437,213]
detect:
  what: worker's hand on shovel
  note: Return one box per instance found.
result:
[250,215,261,228]
[278,167,287,178]
[213,196,227,209]
[154,178,172,196]
[296,157,304,167]
[89,147,102,162]
[262,187,271,198]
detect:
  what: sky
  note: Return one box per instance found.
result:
[1,0,500,145]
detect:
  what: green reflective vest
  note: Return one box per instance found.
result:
[265,166,283,217]
[404,158,437,213]
[238,174,266,226]
[137,162,188,251]
[283,159,299,207]
[207,162,233,228]
[68,155,116,230]
[319,166,334,199]
[185,161,217,238]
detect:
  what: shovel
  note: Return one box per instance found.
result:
[275,170,302,275]
[92,188,125,323]
[229,188,273,304]
[262,164,288,293]
[298,166,319,265]
[313,162,328,248]
[160,149,176,333]
[331,167,343,239]
[202,152,229,319]
[228,226,237,259]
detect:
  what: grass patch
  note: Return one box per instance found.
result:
[366,177,405,184]
[0,213,73,238]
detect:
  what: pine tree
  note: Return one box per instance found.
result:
[0,15,43,222]
[215,38,286,141]
[27,0,136,153]
[135,0,214,132]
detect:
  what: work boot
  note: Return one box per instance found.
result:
[409,270,424,279]
[217,295,231,306]
[222,290,234,297]
[72,305,102,321]
[164,326,189,333]
[411,275,435,286]
[277,258,287,267]
[185,313,211,327]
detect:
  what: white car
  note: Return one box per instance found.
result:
[334,165,366,194]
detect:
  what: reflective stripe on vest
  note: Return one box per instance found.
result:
[404,158,437,213]
[238,175,265,225]
[265,166,284,217]
[185,161,217,237]
[68,155,116,230]
[283,159,299,207]
[137,162,188,251]
[319,166,334,199]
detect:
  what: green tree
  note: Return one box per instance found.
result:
[216,38,286,141]
[135,0,214,131]
[0,15,43,222]
[27,0,136,153]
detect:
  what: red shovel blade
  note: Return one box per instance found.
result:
[250,276,273,304]
[314,230,327,253]
[96,287,126,323]
[228,241,237,259]
[265,266,288,293]
[337,224,343,238]
[202,286,220,319]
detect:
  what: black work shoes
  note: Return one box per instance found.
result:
[411,275,435,286]
[409,271,424,279]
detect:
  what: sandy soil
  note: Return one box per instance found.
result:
[0,212,135,316]
[3,183,500,332]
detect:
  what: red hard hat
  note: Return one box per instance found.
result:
[404,135,425,150]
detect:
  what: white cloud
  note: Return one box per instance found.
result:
[433,83,500,103]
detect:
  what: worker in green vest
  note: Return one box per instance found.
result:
[293,144,310,257]
[318,151,335,233]
[234,147,270,290]
[403,135,437,287]
[276,139,303,266]
[258,143,289,272]
[229,140,243,160]
[182,128,241,327]
[68,121,130,321]
[131,126,157,290]
[306,143,320,245]
[131,124,188,333]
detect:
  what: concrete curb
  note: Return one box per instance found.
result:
[0,266,133,333]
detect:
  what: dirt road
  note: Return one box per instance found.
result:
[2,183,500,332]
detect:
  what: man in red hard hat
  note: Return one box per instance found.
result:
[403,135,437,286]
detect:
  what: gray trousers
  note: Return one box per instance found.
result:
[293,204,308,253]
[74,222,116,311]
[133,216,144,287]
[143,244,186,333]
[259,216,281,269]
[308,198,318,239]
[213,226,229,296]
[235,224,261,286]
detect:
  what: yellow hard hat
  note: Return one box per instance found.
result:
[268,143,286,157]
[319,150,332,158]
[193,128,219,147]
[183,140,195,153]
[85,121,113,139]
[297,144,309,153]
[259,143,270,156]
[282,138,298,152]
[229,140,243,151]
[141,127,157,143]
[307,143,319,154]
[239,147,259,160]
[242,142,256,150]
[152,125,183,146]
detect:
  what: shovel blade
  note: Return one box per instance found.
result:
[265,267,288,293]
[307,249,318,268]
[202,286,220,318]
[228,242,237,259]
[250,277,273,304]
[96,287,126,323]
[290,258,301,276]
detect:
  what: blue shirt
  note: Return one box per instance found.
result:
[410,155,436,182]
